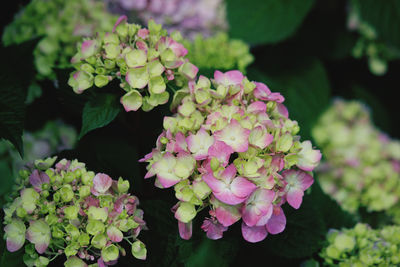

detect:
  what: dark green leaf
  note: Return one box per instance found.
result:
[184,237,237,267]
[227,0,315,45]
[0,38,39,156]
[0,242,24,267]
[79,93,121,139]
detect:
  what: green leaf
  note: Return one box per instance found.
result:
[0,39,39,156]
[355,0,400,48]
[227,0,315,45]
[0,240,24,267]
[79,93,121,139]
[0,160,14,199]
[184,237,237,267]
[248,59,331,140]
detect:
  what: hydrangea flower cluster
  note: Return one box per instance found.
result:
[347,1,400,76]
[320,223,400,266]
[312,99,400,214]
[182,33,254,73]
[141,70,321,242]
[2,157,147,267]
[106,0,227,39]
[0,120,77,176]
[68,16,198,112]
[2,0,118,79]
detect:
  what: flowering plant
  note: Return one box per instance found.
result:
[2,157,146,266]
[68,16,198,112]
[313,99,400,214]
[141,70,321,242]
[320,223,400,266]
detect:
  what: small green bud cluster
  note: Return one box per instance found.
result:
[312,99,400,214]
[320,223,400,266]
[68,16,198,112]
[347,1,400,76]
[2,157,147,266]
[2,0,118,79]
[181,33,254,73]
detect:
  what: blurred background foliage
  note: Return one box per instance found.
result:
[0,0,399,266]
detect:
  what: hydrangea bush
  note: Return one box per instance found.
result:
[2,0,118,79]
[2,157,147,266]
[312,99,400,214]
[140,70,321,242]
[320,223,400,266]
[106,0,227,39]
[182,33,254,73]
[68,16,199,112]
[0,120,77,176]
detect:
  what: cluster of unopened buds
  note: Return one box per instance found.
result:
[312,99,400,214]
[3,157,146,267]
[182,32,254,73]
[141,70,321,242]
[106,0,227,39]
[320,223,400,266]
[69,15,198,112]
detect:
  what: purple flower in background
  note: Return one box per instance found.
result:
[107,0,228,39]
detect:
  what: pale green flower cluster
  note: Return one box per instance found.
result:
[2,157,147,266]
[312,99,400,214]
[347,0,400,76]
[182,33,254,73]
[2,0,118,79]
[321,223,400,266]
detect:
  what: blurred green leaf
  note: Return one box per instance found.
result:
[184,237,236,267]
[355,0,400,48]
[248,59,331,140]
[0,38,39,156]
[0,243,24,267]
[79,93,121,139]
[227,0,315,45]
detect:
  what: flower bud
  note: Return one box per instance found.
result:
[77,185,90,198]
[179,62,198,80]
[117,177,130,193]
[121,90,143,112]
[64,256,86,267]
[60,185,74,202]
[131,240,147,260]
[64,206,79,220]
[86,219,105,236]
[125,49,147,68]
[91,233,107,249]
[101,244,119,262]
[94,75,110,88]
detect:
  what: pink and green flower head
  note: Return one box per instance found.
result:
[141,69,320,242]
[2,157,147,265]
